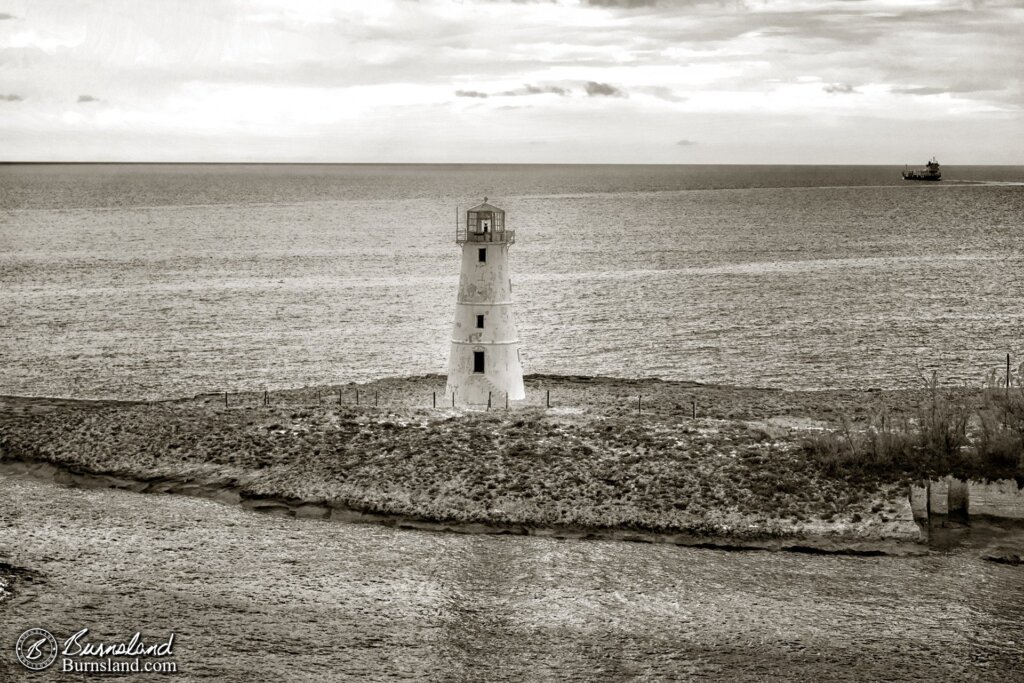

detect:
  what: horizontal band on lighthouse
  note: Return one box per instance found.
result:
[455,300,515,306]
[450,339,521,346]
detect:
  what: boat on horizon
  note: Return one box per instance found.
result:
[902,157,942,181]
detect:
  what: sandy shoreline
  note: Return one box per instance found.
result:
[0,457,924,556]
[0,374,951,555]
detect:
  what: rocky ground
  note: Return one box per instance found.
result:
[0,374,969,548]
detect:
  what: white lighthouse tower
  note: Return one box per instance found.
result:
[446,199,526,405]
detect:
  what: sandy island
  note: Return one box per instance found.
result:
[1,374,1012,555]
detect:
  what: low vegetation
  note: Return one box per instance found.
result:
[0,402,906,541]
[802,372,1024,485]
[2,374,1019,543]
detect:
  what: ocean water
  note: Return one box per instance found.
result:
[3,166,1024,682]
[2,163,1023,399]
[2,476,1023,681]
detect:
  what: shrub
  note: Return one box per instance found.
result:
[803,373,1022,483]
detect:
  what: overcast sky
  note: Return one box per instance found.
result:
[1,0,1021,163]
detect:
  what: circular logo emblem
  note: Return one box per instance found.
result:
[15,628,58,671]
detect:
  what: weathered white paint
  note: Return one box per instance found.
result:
[948,478,969,515]
[928,477,949,515]
[445,200,525,404]
[967,479,1024,519]
[909,477,1024,521]
[909,485,928,521]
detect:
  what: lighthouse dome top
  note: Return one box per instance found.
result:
[467,198,503,214]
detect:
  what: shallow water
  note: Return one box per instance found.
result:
[2,164,1024,398]
[1,475,1022,681]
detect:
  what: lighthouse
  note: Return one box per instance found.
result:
[446,199,526,405]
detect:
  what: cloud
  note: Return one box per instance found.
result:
[891,86,948,96]
[1,0,1021,163]
[498,84,569,96]
[583,0,661,7]
[585,81,624,97]
[823,82,857,94]
[676,138,697,146]
[0,13,15,20]
[458,84,570,98]
[1,94,23,101]
[638,86,687,102]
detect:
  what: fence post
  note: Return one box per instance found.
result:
[356,389,360,406]
[505,393,508,411]
[264,390,268,407]
[638,395,642,414]
[452,392,455,408]
[487,391,491,411]
[692,401,696,419]
[317,390,321,405]
[338,389,342,405]
[224,392,228,407]
[375,391,378,407]
[433,391,436,408]
[1007,353,1011,389]
[546,389,550,408]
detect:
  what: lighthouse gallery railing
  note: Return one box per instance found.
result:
[455,227,516,245]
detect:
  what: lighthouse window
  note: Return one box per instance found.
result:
[476,314,484,328]
[478,248,486,263]
[473,351,485,373]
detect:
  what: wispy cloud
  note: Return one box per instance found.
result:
[77,94,100,103]
[1,94,23,101]
[583,0,662,7]
[0,12,16,20]
[584,81,624,97]
[456,83,570,98]
[676,138,697,146]
[823,83,857,94]
[498,84,569,97]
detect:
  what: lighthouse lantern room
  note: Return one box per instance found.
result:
[446,198,525,404]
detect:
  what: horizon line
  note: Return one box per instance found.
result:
[2,161,1018,167]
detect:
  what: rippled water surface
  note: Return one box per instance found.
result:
[2,164,1024,398]
[1,476,1022,681]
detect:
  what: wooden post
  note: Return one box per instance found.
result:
[452,392,456,408]
[692,401,696,419]
[638,395,642,414]
[356,389,360,405]
[1007,353,1011,389]
[338,389,342,405]
[433,391,436,408]
[375,391,378,407]
[264,390,268,406]
[505,393,508,411]
[487,391,491,411]
[317,390,321,405]
[224,392,228,407]
[546,389,550,408]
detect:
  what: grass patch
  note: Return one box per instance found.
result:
[803,373,1024,484]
